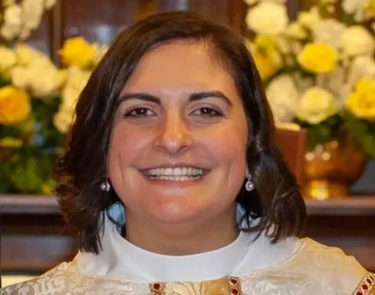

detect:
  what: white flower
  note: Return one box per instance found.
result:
[341,26,375,57]
[285,22,307,40]
[244,0,286,5]
[245,2,288,35]
[61,67,91,111]
[44,0,56,9]
[19,28,32,40]
[14,43,51,66]
[21,0,44,31]
[54,67,91,133]
[10,66,31,89]
[0,46,17,73]
[244,0,258,4]
[1,4,22,40]
[316,67,347,108]
[311,19,346,49]
[297,7,321,29]
[297,87,337,124]
[53,109,75,134]
[342,0,370,22]
[266,75,299,123]
[29,65,64,98]
[347,56,375,86]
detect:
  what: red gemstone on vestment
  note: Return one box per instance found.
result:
[231,288,239,295]
[362,284,369,290]
[230,278,238,284]
[356,292,363,295]
[153,283,161,290]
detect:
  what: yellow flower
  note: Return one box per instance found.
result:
[60,37,97,69]
[346,77,375,120]
[297,43,338,74]
[0,86,30,125]
[0,137,23,147]
[246,36,281,80]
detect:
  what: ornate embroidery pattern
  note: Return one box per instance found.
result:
[149,276,241,295]
[352,273,375,295]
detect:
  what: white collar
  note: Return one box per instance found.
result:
[77,202,300,282]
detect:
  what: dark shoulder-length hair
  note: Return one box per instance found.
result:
[55,11,306,254]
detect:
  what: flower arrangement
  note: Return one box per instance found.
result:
[0,0,56,41]
[244,0,375,156]
[0,36,107,194]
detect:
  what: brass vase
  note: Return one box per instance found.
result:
[302,132,366,200]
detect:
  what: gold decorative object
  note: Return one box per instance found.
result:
[303,131,366,200]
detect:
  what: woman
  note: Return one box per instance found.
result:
[2,11,374,295]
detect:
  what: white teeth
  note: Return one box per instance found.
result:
[146,167,203,180]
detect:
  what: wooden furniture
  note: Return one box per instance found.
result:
[1,195,375,273]
[276,124,307,185]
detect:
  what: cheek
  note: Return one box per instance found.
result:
[202,123,248,172]
[108,125,148,170]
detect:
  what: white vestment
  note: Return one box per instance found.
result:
[2,203,374,295]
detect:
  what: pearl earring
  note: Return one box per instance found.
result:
[100,179,111,191]
[245,175,254,192]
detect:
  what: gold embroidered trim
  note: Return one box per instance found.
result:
[149,276,242,295]
[352,273,375,295]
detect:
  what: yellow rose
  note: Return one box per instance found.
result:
[0,86,30,125]
[246,36,281,80]
[60,37,97,69]
[346,77,375,120]
[297,43,338,74]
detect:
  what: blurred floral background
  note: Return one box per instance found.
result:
[244,0,375,155]
[0,0,107,194]
[1,0,375,196]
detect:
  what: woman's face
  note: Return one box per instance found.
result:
[108,41,248,225]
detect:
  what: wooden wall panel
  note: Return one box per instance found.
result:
[62,0,137,44]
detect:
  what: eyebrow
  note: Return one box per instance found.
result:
[118,91,233,107]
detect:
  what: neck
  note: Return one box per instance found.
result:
[124,205,238,255]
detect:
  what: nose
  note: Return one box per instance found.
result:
[155,111,193,154]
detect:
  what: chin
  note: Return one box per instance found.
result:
[144,199,205,225]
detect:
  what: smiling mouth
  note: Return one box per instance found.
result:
[145,167,205,181]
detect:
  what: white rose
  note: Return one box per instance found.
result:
[10,66,32,89]
[54,109,75,134]
[1,5,22,40]
[351,56,375,80]
[0,46,17,73]
[341,26,375,57]
[245,2,288,35]
[311,19,346,49]
[61,67,91,110]
[285,22,307,40]
[297,7,321,29]
[266,75,299,123]
[44,0,56,9]
[297,87,337,124]
[29,65,62,98]
[21,0,44,30]
[342,0,370,22]
[14,43,51,66]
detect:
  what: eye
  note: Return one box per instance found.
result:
[124,107,156,117]
[191,107,223,117]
